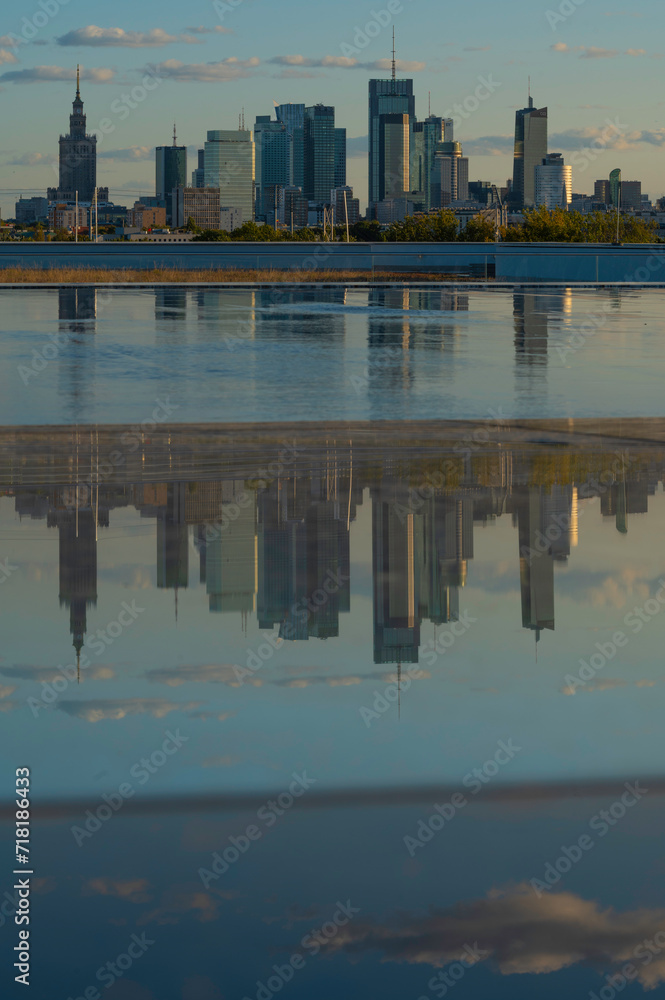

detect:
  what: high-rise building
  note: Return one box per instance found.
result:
[191,150,205,188]
[331,186,360,227]
[254,115,291,220]
[53,66,98,202]
[334,128,347,188]
[621,180,642,211]
[156,130,187,223]
[204,130,255,225]
[303,105,336,202]
[511,96,548,208]
[594,179,610,205]
[376,112,411,205]
[535,153,572,209]
[411,116,454,211]
[172,187,221,229]
[609,168,622,209]
[432,141,469,207]
[368,77,416,216]
[15,196,49,224]
[275,104,305,189]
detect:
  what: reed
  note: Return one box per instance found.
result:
[0,266,477,284]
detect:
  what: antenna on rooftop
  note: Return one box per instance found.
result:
[428,91,431,117]
[173,123,177,147]
[392,26,396,80]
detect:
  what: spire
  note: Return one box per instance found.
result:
[392,27,396,81]
[76,64,80,100]
[173,122,177,147]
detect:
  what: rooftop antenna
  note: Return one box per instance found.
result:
[392,27,396,81]
[428,91,431,117]
[172,122,177,147]
[528,76,533,109]
[76,63,80,99]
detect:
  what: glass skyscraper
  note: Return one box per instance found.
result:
[204,130,255,225]
[368,78,416,215]
[254,116,291,220]
[511,97,548,208]
[303,105,336,202]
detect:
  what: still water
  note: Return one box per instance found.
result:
[2,426,665,999]
[1,284,665,424]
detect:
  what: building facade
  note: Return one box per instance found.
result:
[303,105,336,202]
[535,153,572,209]
[204,130,255,226]
[254,116,291,221]
[512,97,548,208]
[15,196,49,224]
[368,78,416,216]
[432,141,469,207]
[172,187,221,229]
[54,67,98,202]
[156,140,187,221]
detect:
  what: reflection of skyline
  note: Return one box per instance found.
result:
[6,439,661,667]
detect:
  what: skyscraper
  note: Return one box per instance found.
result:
[432,141,469,206]
[54,66,98,202]
[411,116,454,211]
[254,115,291,220]
[303,105,336,202]
[535,153,572,209]
[511,96,548,208]
[156,128,187,222]
[191,150,205,188]
[275,104,305,189]
[204,129,255,225]
[368,75,416,217]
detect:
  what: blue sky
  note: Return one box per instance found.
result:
[1,0,664,215]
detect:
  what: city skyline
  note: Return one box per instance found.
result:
[1,0,664,217]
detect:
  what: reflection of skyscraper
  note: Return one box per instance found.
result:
[59,287,97,334]
[155,288,187,322]
[373,491,420,664]
[512,486,568,641]
[206,482,257,615]
[157,484,188,593]
[419,497,473,624]
[55,507,99,670]
[514,290,571,367]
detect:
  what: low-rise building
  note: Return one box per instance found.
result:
[172,186,221,229]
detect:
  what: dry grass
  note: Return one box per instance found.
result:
[0,266,479,284]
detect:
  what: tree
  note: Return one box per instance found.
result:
[349,219,384,242]
[185,216,202,234]
[500,207,661,244]
[458,216,497,242]
[385,210,458,242]
[231,221,281,241]
[34,224,45,242]
[192,228,231,242]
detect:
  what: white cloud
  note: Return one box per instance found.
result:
[98,146,153,161]
[184,25,232,35]
[148,57,259,81]
[0,48,17,64]
[0,65,115,84]
[58,698,201,721]
[57,26,203,48]
[269,54,426,72]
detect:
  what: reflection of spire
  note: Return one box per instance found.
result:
[398,661,401,719]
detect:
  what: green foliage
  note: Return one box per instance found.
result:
[385,210,459,243]
[192,228,231,242]
[458,216,497,243]
[185,216,202,234]
[230,221,282,241]
[34,224,45,242]
[501,207,660,244]
[349,219,384,242]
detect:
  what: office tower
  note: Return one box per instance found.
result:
[621,181,642,211]
[279,187,309,230]
[511,95,548,208]
[594,179,610,205]
[15,196,49,224]
[372,493,421,664]
[275,103,305,189]
[191,150,205,188]
[411,116,454,211]
[53,66,98,202]
[57,507,98,667]
[331,186,360,226]
[368,77,416,216]
[535,153,572,209]
[609,168,622,208]
[513,487,556,641]
[303,105,336,202]
[254,115,291,221]
[432,141,469,207]
[157,484,188,592]
[204,129,255,225]
[172,187,221,229]
[334,128,347,188]
[156,129,187,225]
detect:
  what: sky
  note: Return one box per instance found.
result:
[0,0,664,217]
